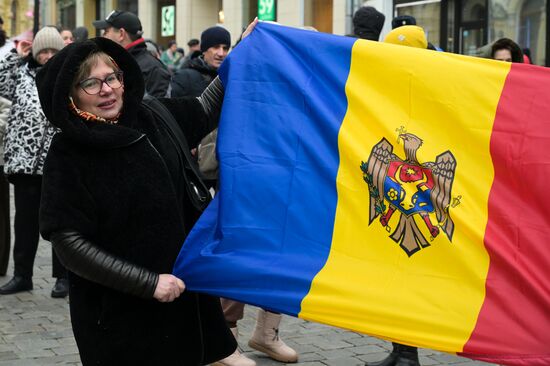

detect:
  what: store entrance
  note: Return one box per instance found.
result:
[453,0,487,55]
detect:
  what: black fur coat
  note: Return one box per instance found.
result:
[36,38,235,365]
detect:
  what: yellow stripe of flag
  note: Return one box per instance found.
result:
[299,40,511,352]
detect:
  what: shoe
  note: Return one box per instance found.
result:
[365,343,420,366]
[248,309,298,363]
[51,278,69,298]
[0,276,33,294]
[212,327,256,366]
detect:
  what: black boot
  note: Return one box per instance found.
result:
[0,276,33,294]
[365,343,420,366]
[51,278,69,298]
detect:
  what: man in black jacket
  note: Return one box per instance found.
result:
[171,26,231,98]
[93,10,170,98]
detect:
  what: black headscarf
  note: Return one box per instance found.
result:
[36,37,145,145]
[353,6,386,41]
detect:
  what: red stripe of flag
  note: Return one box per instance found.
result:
[460,64,550,365]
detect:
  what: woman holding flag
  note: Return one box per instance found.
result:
[35,19,257,365]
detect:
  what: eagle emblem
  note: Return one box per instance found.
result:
[360,132,457,256]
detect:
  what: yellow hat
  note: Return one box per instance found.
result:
[384,25,427,49]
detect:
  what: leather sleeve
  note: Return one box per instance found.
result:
[196,76,224,123]
[50,230,159,299]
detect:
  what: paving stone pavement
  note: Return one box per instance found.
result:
[0,188,496,365]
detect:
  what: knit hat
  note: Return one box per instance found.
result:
[384,25,427,49]
[352,6,385,41]
[32,27,65,59]
[391,15,417,29]
[200,26,231,52]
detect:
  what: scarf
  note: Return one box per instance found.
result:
[68,97,121,125]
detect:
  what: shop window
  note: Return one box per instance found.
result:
[462,0,486,21]
[489,0,546,65]
[57,0,76,30]
[447,0,456,52]
[156,0,176,48]
[519,0,545,64]
[395,0,441,48]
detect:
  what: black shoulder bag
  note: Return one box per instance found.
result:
[141,95,212,212]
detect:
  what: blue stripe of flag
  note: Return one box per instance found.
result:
[173,22,355,316]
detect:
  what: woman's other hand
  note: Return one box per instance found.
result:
[153,274,185,302]
[241,17,259,40]
[16,40,32,58]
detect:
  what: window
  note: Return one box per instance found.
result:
[395,0,441,48]
[489,0,546,64]
[57,0,76,30]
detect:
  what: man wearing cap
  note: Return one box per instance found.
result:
[93,10,170,98]
[170,26,231,98]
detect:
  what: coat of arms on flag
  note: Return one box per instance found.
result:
[361,131,458,256]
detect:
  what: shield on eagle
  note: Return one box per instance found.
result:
[360,133,457,256]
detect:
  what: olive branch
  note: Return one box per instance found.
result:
[360,161,386,215]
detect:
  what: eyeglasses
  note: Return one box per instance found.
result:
[78,71,124,95]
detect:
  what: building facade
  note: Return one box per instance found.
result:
[17,0,548,65]
[1,0,35,37]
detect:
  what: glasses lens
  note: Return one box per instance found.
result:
[106,72,123,89]
[81,78,101,94]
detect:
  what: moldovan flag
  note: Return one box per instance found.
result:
[173,22,550,365]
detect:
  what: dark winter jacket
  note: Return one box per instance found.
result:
[171,56,218,97]
[0,50,57,175]
[352,6,385,41]
[37,38,235,365]
[127,39,171,98]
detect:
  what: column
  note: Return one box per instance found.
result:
[175,0,219,46]
[138,0,157,40]
[277,0,303,28]
[333,0,346,35]
[223,0,243,46]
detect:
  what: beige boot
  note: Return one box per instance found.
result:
[212,327,256,366]
[248,310,298,363]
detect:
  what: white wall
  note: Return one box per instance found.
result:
[277,0,303,27]
[175,0,220,47]
[139,0,157,40]
[223,0,244,47]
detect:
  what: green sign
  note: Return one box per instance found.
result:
[161,5,175,37]
[258,0,276,21]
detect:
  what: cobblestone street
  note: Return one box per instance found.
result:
[0,190,495,366]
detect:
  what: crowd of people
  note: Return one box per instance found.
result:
[0,6,534,366]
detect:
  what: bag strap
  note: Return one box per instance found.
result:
[141,95,211,211]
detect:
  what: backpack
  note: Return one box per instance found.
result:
[197,128,219,180]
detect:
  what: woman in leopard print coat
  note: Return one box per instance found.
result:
[0,27,68,297]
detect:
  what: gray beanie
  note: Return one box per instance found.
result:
[32,27,65,59]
